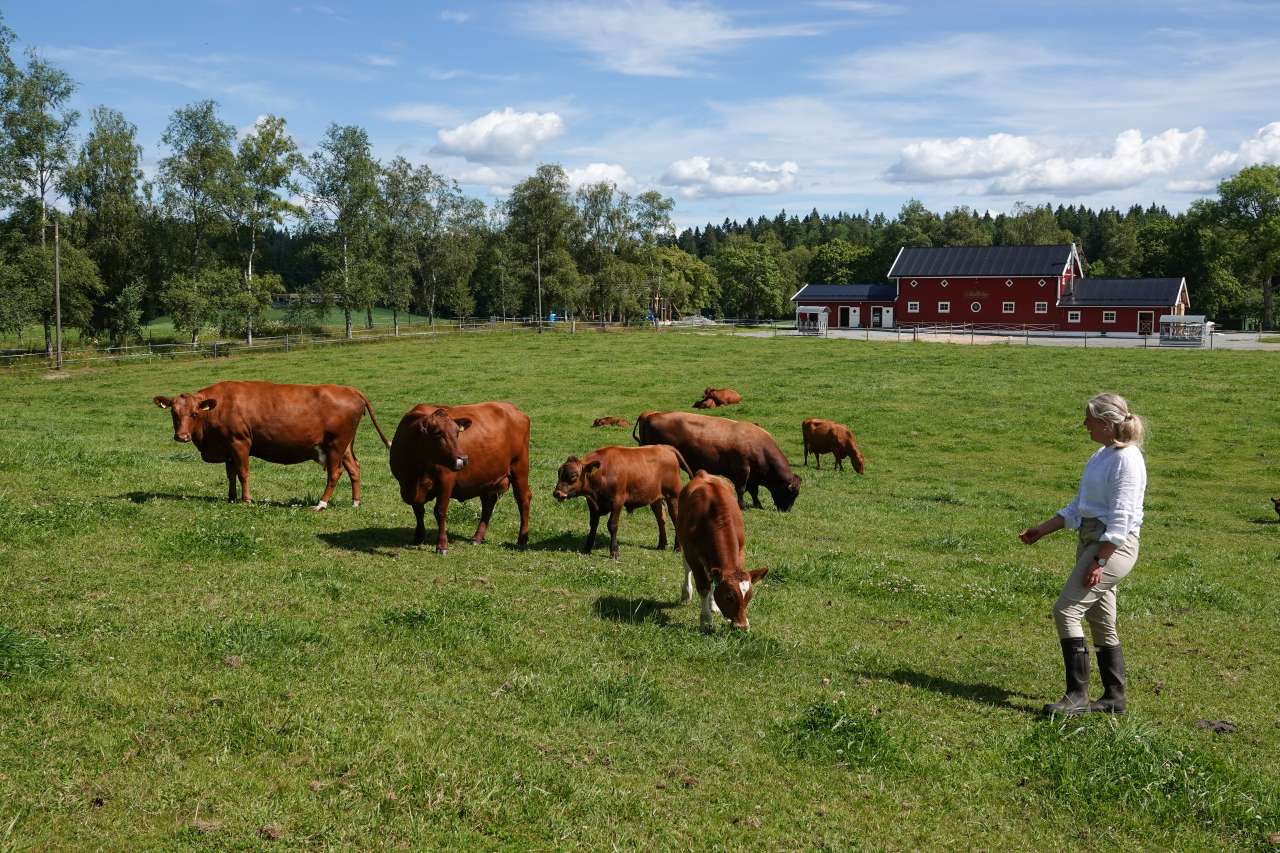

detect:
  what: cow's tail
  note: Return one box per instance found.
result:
[669,446,694,479]
[361,394,393,449]
[632,416,642,445]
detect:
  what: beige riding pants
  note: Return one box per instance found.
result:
[1053,517,1139,647]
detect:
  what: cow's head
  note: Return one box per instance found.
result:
[553,455,601,501]
[770,473,801,511]
[713,568,769,630]
[847,438,866,475]
[419,408,470,471]
[693,397,716,409]
[153,393,216,444]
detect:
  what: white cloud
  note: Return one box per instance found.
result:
[988,128,1206,194]
[236,114,271,141]
[661,156,798,198]
[566,162,637,191]
[361,53,398,67]
[887,133,1043,181]
[812,1,903,13]
[520,0,822,77]
[377,102,462,126]
[435,108,565,164]
[1205,121,1280,175]
[441,10,471,23]
[1166,178,1219,193]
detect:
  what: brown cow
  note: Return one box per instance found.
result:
[592,416,631,428]
[634,411,800,511]
[694,387,740,408]
[802,418,866,474]
[153,381,390,509]
[389,402,531,554]
[553,445,692,560]
[676,470,767,631]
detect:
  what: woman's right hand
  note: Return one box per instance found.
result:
[1019,525,1043,545]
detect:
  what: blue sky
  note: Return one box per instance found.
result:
[7,0,1280,228]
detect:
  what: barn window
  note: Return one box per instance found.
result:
[940,279,949,288]
[1103,311,1117,323]
[1068,310,1081,323]
[1034,301,1048,314]
[1005,279,1014,287]
[907,301,920,313]
[938,301,950,313]
[1002,301,1015,313]
[970,301,982,313]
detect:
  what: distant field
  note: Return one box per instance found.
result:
[2,333,1278,849]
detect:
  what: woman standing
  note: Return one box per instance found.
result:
[1020,393,1147,716]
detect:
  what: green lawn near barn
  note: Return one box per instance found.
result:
[1,332,1278,849]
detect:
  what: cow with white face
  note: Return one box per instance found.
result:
[675,470,768,631]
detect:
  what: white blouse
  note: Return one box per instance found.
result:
[1057,444,1147,546]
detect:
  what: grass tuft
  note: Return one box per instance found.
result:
[778,698,906,769]
[0,626,61,677]
[574,672,669,720]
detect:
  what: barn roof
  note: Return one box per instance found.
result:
[1059,278,1187,307]
[792,283,898,302]
[888,245,1076,278]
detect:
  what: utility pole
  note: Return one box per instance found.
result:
[44,218,64,370]
[536,236,543,333]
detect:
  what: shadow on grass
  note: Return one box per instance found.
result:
[116,491,305,509]
[507,532,584,553]
[592,594,679,626]
[1249,517,1279,525]
[857,667,1041,715]
[318,526,413,554]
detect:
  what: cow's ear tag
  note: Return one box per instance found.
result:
[198,399,217,411]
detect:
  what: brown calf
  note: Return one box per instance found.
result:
[592,416,631,428]
[676,470,767,631]
[153,381,390,509]
[389,402,531,554]
[553,445,692,560]
[802,418,866,474]
[694,387,741,408]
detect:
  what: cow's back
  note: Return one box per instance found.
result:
[677,472,744,571]
[200,381,366,463]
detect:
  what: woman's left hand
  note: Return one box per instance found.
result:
[1083,563,1104,588]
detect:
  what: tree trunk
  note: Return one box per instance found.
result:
[393,309,400,337]
[246,228,256,346]
[1265,274,1276,331]
[191,328,199,348]
[366,306,374,329]
[343,236,353,340]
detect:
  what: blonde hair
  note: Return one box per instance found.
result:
[1087,393,1145,448]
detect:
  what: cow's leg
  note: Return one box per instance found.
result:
[803,441,809,467]
[607,505,623,561]
[342,446,361,507]
[835,452,843,472]
[680,556,694,603]
[816,451,822,470]
[666,495,681,552]
[748,484,764,510]
[472,492,498,545]
[510,456,531,550]
[700,590,717,632]
[230,442,252,503]
[412,502,427,546]
[651,501,668,551]
[314,444,343,511]
[583,507,601,554]
[224,460,237,503]
[434,488,452,555]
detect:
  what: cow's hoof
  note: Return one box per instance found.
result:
[610,551,620,561]
[516,539,528,551]
[436,547,448,555]
[352,500,361,508]
[313,500,328,512]
[470,536,485,545]
[700,622,715,634]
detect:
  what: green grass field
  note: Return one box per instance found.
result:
[2,332,1278,849]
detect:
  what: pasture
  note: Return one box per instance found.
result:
[1,332,1278,850]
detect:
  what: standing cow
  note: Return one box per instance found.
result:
[153,381,391,509]
[553,445,691,560]
[634,411,800,511]
[676,470,768,631]
[802,418,866,474]
[389,402,531,554]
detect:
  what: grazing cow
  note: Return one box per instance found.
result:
[634,411,800,511]
[694,387,740,408]
[553,445,692,560]
[802,418,866,474]
[592,416,630,428]
[389,402,531,554]
[676,470,768,631]
[1273,496,1280,520]
[153,381,390,509]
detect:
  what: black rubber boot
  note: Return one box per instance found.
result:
[1043,637,1091,716]
[1090,644,1127,714]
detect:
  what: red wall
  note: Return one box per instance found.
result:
[895,276,1060,325]
[1060,306,1170,334]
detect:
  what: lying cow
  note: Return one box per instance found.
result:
[592,416,630,428]
[676,470,767,631]
[553,445,691,560]
[802,418,866,474]
[153,381,390,509]
[694,387,741,408]
[634,411,800,511]
[389,402,531,554]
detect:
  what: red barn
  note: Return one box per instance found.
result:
[791,244,1191,335]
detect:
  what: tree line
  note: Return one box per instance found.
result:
[2,12,1278,354]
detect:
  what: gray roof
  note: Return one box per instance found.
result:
[888,245,1074,278]
[792,283,897,302]
[1059,278,1186,307]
